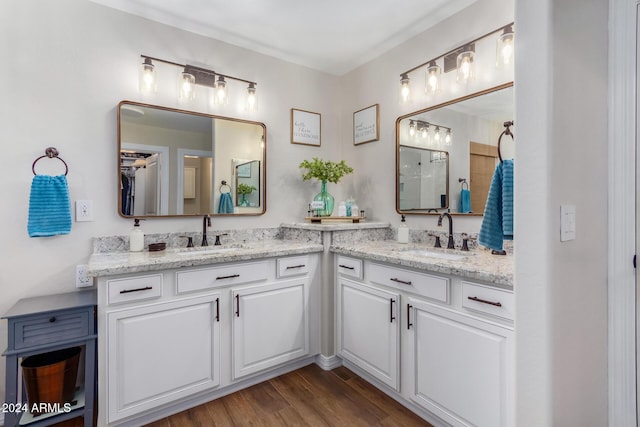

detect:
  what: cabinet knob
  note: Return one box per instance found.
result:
[49,317,56,323]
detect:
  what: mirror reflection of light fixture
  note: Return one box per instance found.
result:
[399,73,411,104]
[421,124,429,140]
[409,120,416,137]
[246,82,258,112]
[434,126,442,142]
[497,25,515,66]
[178,70,196,102]
[139,57,156,94]
[456,46,475,84]
[137,55,257,111]
[445,129,452,146]
[425,61,441,95]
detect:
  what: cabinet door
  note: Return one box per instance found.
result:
[407,297,514,427]
[232,279,309,379]
[107,294,221,422]
[337,279,400,390]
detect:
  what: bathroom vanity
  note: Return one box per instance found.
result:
[331,241,513,427]
[88,227,513,427]
[89,240,323,426]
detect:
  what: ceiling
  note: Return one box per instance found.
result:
[90,0,476,75]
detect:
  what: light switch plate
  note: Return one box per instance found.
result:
[560,204,576,241]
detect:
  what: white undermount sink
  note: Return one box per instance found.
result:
[176,247,239,256]
[399,248,470,261]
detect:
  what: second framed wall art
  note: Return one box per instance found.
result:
[353,104,379,145]
[291,108,321,146]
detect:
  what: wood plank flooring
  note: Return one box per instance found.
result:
[50,364,433,427]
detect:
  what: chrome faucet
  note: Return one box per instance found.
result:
[202,215,211,246]
[437,212,455,249]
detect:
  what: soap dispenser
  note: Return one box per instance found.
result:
[129,219,144,252]
[398,215,409,244]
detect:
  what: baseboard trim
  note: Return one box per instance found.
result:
[314,354,342,370]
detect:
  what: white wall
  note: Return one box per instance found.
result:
[515,0,609,425]
[0,0,340,406]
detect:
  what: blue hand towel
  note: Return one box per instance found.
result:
[28,175,72,237]
[478,160,514,251]
[218,192,234,214]
[459,188,471,213]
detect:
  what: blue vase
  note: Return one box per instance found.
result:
[313,181,335,216]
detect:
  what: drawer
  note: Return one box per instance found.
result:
[177,260,269,294]
[369,263,449,303]
[107,274,163,305]
[462,281,514,320]
[13,308,91,350]
[336,256,363,280]
[277,255,310,278]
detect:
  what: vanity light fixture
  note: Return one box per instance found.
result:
[496,25,515,66]
[409,120,416,137]
[398,22,514,99]
[138,54,258,111]
[445,129,452,146]
[411,119,452,146]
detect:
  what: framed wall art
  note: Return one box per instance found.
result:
[353,104,379,145]
[291,108,321,146]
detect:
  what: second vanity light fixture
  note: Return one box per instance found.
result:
[399,23,514,103]
[139,54,258,112]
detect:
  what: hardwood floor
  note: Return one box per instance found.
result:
[50,364,432,427]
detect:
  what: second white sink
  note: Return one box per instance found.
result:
[400,248,470,261]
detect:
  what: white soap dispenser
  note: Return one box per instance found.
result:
[129,219,144,252]
[398,215,409,244]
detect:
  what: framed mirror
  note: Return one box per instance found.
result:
[396,82,514,215]
[118,101,266,217]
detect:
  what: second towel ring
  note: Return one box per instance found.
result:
[497,121,514,162]
[219,180,232,193]
[32,147,68,176]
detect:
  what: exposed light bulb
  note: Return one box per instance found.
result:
[434,126,441,142]
[178,71,195,102]
[421,125,429,140]
[139,58,156,94]
[214,76,228,105]
[445,129,452,145]
[497,26,515,67]
[245,83,258,112]
[457,48,475,84]
[409,120,416,137]
[425,61,441,96]
[399,74,411,104]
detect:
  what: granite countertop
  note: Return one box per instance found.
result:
[88,240,324,277]
[281,221,390,231]
[330,241,514,288]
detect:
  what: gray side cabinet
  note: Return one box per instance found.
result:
[2,290,97,427]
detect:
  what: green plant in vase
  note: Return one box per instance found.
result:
[237,183,256,207]
[299,157,354,216]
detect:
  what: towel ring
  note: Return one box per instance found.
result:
[32,147,68,176]
[458,178,469,190]
[497,121,514,162]
[219,180,232,194]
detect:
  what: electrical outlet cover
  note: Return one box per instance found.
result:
[76,264,92,287]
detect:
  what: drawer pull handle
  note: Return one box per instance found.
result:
[215,297,220,322]
[286,264,306,270]
[390,298,396,323]
[407,304,413,330]
[120,286,153,294]
[216,274,240,280]
[338,264,355,270]
[390,277,412,286]
[49,317,56,323]
[235,294,240,317]
[468,296,502,307]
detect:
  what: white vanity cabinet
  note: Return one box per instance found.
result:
[97,253,320,426]
[406,296,514,427]
[335,255,514,427]
[106,293,221,423]
[337,278,400,390]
